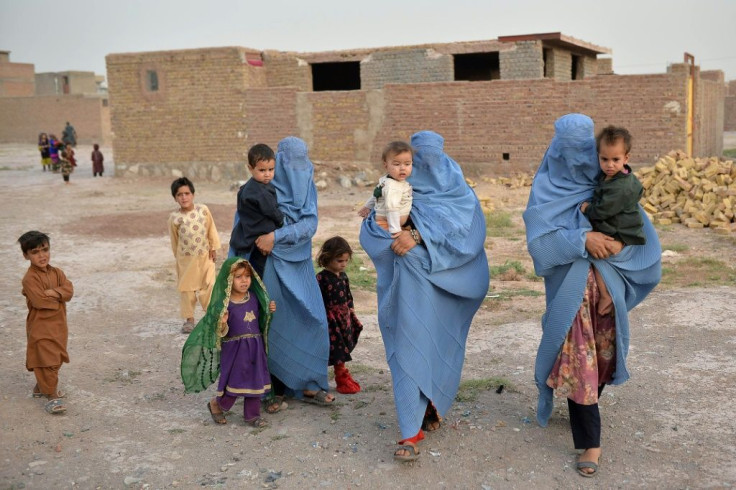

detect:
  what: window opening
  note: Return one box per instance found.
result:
[454,52,500,81]
[502,153,510,161]
[311,62,360,91]
[147,70,159,91]
[543,48,552,78]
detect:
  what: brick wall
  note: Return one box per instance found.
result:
[0,61,35,97]
[725,80,736,131]
[695,73,724,156]
[0,95,110,144]
[263,51,311,91]
[361,49,453,89]
[368,72,694,173]
[544,48,571,80]
[243,87,298,150]
[500,41,543,80]
[106,47,254,180]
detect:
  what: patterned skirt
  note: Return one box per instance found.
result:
[546,267,616,405]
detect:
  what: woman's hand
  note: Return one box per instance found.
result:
[585,232,623,259]
[255,232,275,255]
[390,229,417,256]
[269,301,276,313]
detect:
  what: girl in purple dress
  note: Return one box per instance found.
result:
[180,257,275,427]
[315,237,363,394]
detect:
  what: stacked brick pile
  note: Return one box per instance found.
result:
[636,150,736,233]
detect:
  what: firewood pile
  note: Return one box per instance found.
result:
[636,150,736,233]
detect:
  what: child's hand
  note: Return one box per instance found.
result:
[580,202,589,213]
[357,206,370,218]
[221,311,229,323]
[268,301,276,313]
[44,289,59,299]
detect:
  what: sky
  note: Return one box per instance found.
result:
[1,0,734,81]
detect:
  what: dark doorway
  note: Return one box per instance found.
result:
[571,55,582,80]
[454,52,500,81]
[312,62,361,91]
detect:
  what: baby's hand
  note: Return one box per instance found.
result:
[269,301,276,313]
[580,202,590,213]
[357,206,370,218]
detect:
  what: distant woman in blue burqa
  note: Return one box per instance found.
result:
[360,131,489,462]
[523,114,660,477]
[231,136,333,410]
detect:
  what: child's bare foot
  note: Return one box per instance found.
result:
[207,398,227,425]
[576,447,601,477]
[597,293,613,316]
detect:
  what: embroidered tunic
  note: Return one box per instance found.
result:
[169,204,221,292]
[316,270,363,365]
[216,293,271,397]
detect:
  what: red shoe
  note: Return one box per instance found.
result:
[334,364,360,394]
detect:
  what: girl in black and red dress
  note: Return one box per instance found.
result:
[316,236,363,394]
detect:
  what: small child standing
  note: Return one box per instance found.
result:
[581,126,645,315]
[18,231,74,415]
[169,177,221,333]
[358,141,414,237]
[91,144,104,177]
[181,258,276,427]
[49,135,60,173]
[229,143,284,278]
[315,237,364,394]
[38,133,51,172]
[60,144,77,184]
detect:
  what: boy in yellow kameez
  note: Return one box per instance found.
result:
[19,231,74,415]
[169,177,221,333]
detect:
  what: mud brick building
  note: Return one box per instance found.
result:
[725,80,736,132]
[0,51,111,145]
[105,33,726,180]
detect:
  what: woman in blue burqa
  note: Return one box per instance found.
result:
[230,136,333,410]
[523,114,661,477]
[360,130,489,462]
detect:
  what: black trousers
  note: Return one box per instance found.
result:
[567,384,606,449]
[270,374,287,397]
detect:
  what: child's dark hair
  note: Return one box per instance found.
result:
[596,126,632,154]
[317,236,353,268]
[382,141,413,162]
[171,177,194,197]
[93,143,99,150]
[18,231,50,253]
[248,143,275,168]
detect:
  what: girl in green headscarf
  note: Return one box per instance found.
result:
[181,257,275,427]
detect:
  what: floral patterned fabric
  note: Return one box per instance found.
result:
[316,270,363,365]
[546,267,616,405]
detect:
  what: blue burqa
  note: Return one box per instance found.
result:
[230,137,329,393]
[360,131,489,439]
[522,114,661,426]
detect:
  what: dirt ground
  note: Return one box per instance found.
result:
[1,142,735,489]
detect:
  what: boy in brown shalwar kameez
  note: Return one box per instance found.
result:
[18,231,74,415]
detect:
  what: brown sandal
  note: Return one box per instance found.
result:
[265,396,288,414]
[207,400,227,425]
[246,417,269,428]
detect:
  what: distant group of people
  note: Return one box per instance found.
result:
[18,113,661,477]
[36,122,104,183]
